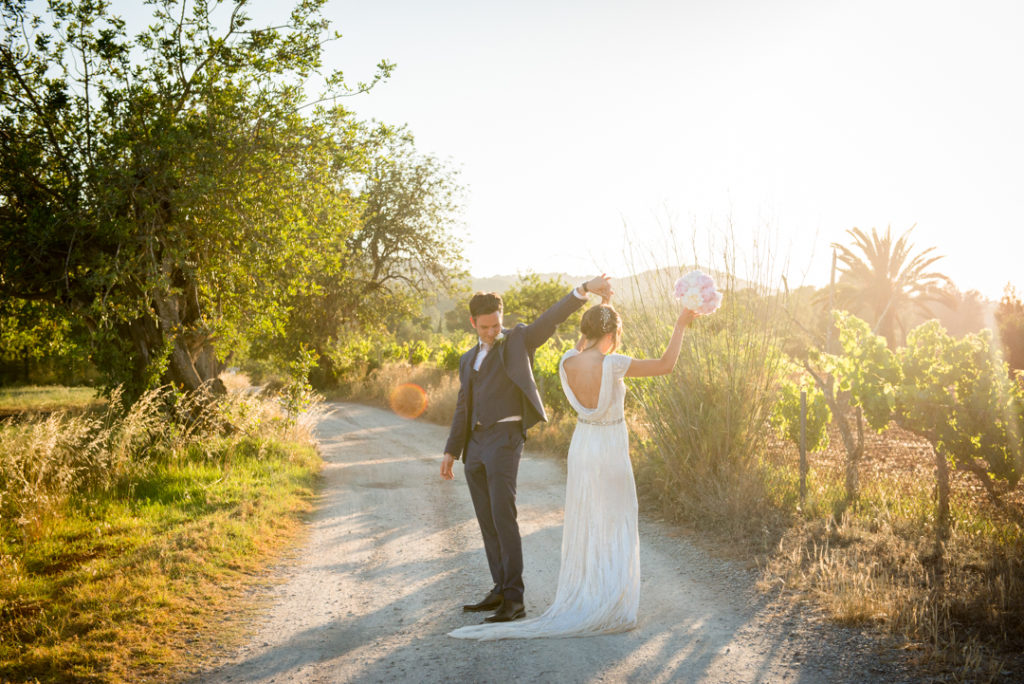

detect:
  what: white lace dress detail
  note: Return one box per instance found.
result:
[448,350,639,640]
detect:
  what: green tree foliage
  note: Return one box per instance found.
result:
[0,298,86,383]
[444,297,474,334]
[1,0,459,398]
[260,126,467,387]
[280,344,320,422]
[830,226,952,347]
[770,360,831,453]
[827,311,902,431]
[532,337,573,416]
[776,309,1024,538]
[995,285,1024,373]
[502,273,582,342]
[434,337,465,371]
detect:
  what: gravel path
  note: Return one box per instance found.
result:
[194,402,922,684]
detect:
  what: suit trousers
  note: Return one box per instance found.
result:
[463,421,525,603]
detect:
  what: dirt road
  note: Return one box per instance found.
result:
[196,402,919,683]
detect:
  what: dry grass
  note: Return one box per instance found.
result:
[1,387,163,534]
[760,423,1024,681]
[328,362,460,427]
[218,369,254,393]
[526,413,576,457]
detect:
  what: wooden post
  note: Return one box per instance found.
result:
[826,247,837,354]
[799,389,808,505]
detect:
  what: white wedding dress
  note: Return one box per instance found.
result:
[448,351,640,640]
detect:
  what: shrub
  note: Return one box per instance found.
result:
[435,338,465,371]
[625,284,788,532]
[407,340,431,366]
[532,338,574,417]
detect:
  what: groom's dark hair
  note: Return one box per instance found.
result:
[469,292,503,318]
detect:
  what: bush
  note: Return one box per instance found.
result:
[435,338,465,371]
[622,270,789,533]
[532,338,574,417]
[407,340,431,365]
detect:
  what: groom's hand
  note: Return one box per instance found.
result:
[586,274,613,300]
[441,453,456,480]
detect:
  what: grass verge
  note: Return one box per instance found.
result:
[0,387,322,683]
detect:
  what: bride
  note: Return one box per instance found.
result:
[449,300,698,640]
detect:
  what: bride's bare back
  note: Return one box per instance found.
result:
[561,351,606,409]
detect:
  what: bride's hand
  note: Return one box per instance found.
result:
[586,273,613,300]
[678,308,699,326]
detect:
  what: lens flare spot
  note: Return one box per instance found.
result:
[389,383,428,419]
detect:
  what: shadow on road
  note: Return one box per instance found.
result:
[196,402,915,684]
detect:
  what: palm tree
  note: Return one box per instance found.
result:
[829,225,953,347]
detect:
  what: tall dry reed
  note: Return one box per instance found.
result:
[620,224,792,534]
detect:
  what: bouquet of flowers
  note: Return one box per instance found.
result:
[673,270,723,314]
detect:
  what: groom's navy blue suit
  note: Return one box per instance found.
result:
[445,290,586,604]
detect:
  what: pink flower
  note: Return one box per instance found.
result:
[672,270,723,315]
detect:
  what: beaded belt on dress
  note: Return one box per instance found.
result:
[576,416,624,426]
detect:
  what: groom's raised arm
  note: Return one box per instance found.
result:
[522,274,611,352]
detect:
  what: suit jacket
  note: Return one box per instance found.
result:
[444,289,586,461]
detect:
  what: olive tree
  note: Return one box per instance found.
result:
[1,0,413,397]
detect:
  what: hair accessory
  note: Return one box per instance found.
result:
[600,306,612,331]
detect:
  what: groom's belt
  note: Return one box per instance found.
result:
[472,416,522,431]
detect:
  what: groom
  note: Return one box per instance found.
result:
[441,274,613,622]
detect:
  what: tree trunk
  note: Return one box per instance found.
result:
[191,341,226,393]
[957,459,1000,502]
[310,351,338,390]
[834,403,863,508]
[126,316,161,391]
[804,362,863,512]
[151,287,225,395]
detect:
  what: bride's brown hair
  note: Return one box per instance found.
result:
[580,304,621,352]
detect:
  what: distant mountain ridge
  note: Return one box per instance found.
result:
[468,272,588,295]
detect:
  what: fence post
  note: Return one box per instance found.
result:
[799,389,808,506]
[826,247,837,353]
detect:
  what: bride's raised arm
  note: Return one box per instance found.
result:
[624,308,697,378]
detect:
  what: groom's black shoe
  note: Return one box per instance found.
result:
[462,591,504,612]
[484,600,525,622]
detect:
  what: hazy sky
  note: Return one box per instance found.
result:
[120,0,1024,298]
